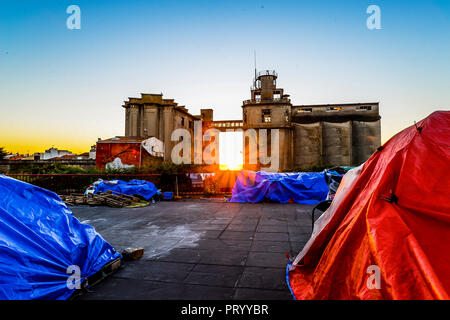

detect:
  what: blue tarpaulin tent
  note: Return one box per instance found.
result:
[94,179,158,200]
[228,170,335,204]
[0,174,121,300]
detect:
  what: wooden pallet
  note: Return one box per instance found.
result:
[60,191,148,208]
[69,257,122,300]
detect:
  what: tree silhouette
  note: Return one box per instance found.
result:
[0,147,7,160]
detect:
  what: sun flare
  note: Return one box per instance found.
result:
[219,131,243,171]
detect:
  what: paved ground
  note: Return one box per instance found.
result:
[71,200,315,300]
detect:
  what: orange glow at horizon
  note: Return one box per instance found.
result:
[219,164,243,171]
[0,130,97,155]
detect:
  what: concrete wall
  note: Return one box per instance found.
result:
[352,120,381,165]
[292,103,380,122]
[200,109,213,121]
[243,104,291,129]
[322,121,352,167]
[277,128,293,171]
[292,120,380,168]
[293,122,322,169]
[162,108,174,161]
[125,108,130,136]
[129,106,139,136]
[143,107,158,138]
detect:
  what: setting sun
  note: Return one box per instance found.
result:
[219,131,243,171]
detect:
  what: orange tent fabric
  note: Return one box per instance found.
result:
[288,111,450,299]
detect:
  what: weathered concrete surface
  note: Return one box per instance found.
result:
[71,200,315,300]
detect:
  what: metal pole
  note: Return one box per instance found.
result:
[139,144,142,169]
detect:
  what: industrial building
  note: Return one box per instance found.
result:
[104,70,380,171]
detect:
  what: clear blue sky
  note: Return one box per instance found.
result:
[1,0,449,153]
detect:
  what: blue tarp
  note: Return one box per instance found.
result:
[228,170,333,204]
[94,179,158,200]
[0,175,121,300]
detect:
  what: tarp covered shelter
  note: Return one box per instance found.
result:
[288,111,450,299]
[229,171,335,205]
[94,179,158,200]
[0,175,121,300]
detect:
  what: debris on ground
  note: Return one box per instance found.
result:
[60,190,149,208]
[121,247,145,261]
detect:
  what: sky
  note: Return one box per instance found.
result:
[0,0,449,154]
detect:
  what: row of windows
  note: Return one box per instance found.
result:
[179,117,194,129]
[253,91,282,101]
[297,105,373,113]
[215,122,243,128]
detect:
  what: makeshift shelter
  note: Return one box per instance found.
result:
[0,175,121,300]
[94,179,158,200]
[228,171,339,205]
[288,111,450,300]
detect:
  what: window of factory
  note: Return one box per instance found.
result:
[255,94,261,102]
[299,108,312,112]
[357,105,372,111]
[262,109,271,123]
[181,117,185,126]
[273,93,281,100]
[326,106,342,112]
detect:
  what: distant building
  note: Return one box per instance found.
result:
[89,145,97,160]
[242,70,381,170]
[122,70,381,171]
[53,154,78,160]
[75,152,90,160]
[35,148,73,160]
[4,154,23,160]
[122,94,200,162]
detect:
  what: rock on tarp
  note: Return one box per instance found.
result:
[94,179,158,200]
[228,170,330,204]
[0,175,121,300]
[288,111,450,300]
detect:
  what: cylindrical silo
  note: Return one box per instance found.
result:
[352,120,381,165]
[293,123,322,169]
[322,121,352,167]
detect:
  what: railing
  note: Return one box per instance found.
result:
[257,70,278,78]
[5,173,238,196]
[243,97,291,105]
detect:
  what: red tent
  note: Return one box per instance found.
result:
[288,111,450,299]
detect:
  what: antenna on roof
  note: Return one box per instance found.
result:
[253,50,257,88]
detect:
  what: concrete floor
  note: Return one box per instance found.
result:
[71,200,314,300]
